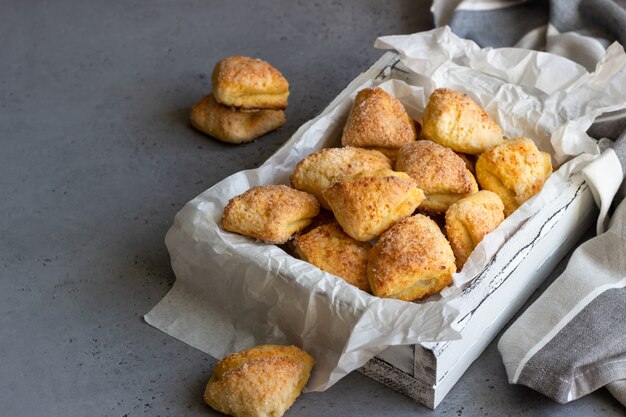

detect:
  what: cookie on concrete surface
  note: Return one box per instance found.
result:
[204,344,314,417]
[212,56,289,110]
[190,94,285,144]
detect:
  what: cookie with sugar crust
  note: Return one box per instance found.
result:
[290,147,392,210]
[204,344,314,417]
[422,88,504,154]
[476,137,552,217]
[368,214,456,301]
[222,185,319,244]
[341,87,417,149]
[190,94,285,144]
[396,140,479,214]
[212,56,289,110]
[445,190,505,270]
[293,222,371,292]
[322,169,425,242]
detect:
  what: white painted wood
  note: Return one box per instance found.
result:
[360,174,597,408]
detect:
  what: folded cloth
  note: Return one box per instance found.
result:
[498,132,626,404]
[432,0,626,406]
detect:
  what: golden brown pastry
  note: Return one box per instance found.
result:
[368,214,456,301]
[323,169,425,241]
[190,94,285,144]
[212,56,289,110]
[290,147,392,209]
[476,137,553,216]
[222,185,320,244]
[204,344,314,417]
[361,146,399,164]
[293,223,371,292]
[422,88,504,154]
[341,87,417,149]
[396,140,478,214]
[445,190,505,269]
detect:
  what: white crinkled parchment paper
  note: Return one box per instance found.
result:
[145,27,626,391]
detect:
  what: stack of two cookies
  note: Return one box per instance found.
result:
[191,56,289,144]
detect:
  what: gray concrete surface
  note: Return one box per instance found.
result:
[0,1,623,416]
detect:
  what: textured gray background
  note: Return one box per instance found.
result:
[0,1,623,416]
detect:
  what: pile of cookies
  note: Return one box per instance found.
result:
[221,87,552,302]
[190,56,289,144]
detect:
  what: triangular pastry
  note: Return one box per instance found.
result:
[396,140,478,214]
[341,87,417,149]
[368,214,456,301]
[294,223,371,292]
[212,56,289,110]
[204,345,314,417]
[190,94,285,144]
[323,169,425,241]
[476,137,552,216]
[422,88,504,154]
[222,185,319,244]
